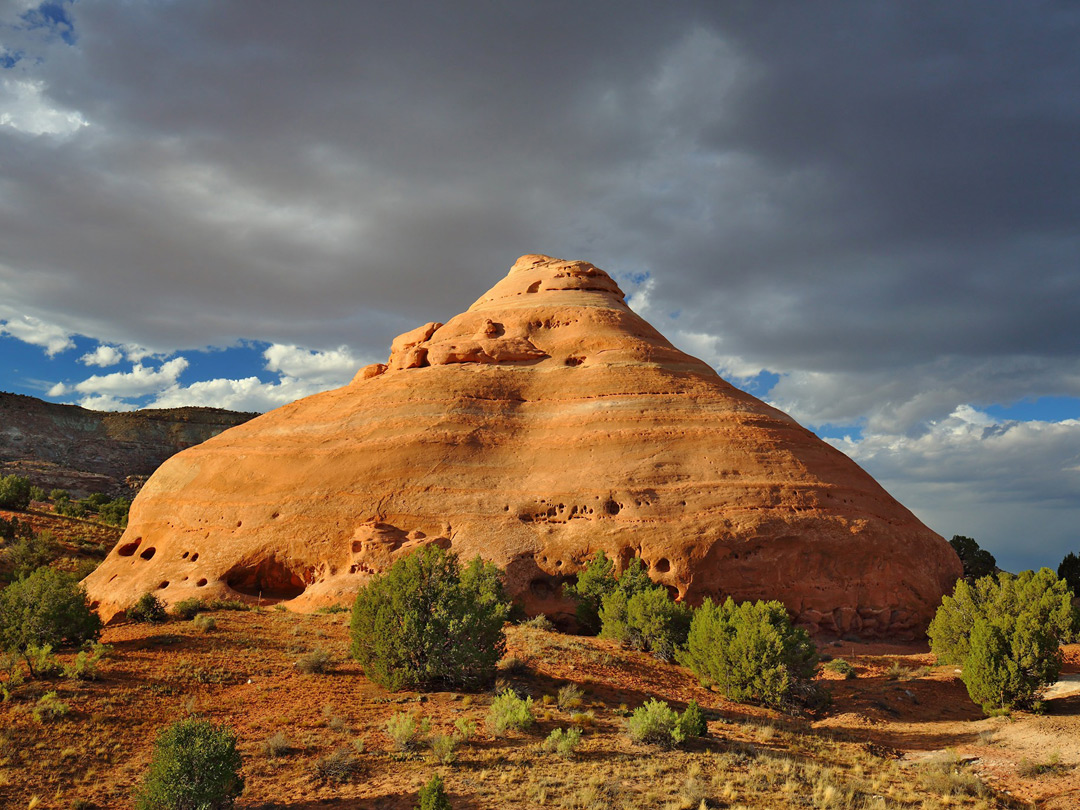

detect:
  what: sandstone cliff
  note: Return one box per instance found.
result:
[0,392,256,496]
[84,256,962,637]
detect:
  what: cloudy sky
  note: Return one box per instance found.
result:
[1,1,1077,572]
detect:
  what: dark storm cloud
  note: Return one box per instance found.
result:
[2,0,1078,380]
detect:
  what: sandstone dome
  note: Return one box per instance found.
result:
[84,255,962,638]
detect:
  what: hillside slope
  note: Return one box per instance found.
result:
[0,392,256,496]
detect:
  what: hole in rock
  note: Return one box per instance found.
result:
[225,556,309,600]
[653,558,671,573]
[604,499,621,516]
[665,585,680,601]
[140,547,156,560]
[528,574,573,599]
[118,538,142,557]
[564,356,584,366]
[196,578,208,587]
[158,581,169,589]
[90,601,100,610]
[108,575,117,583]
[527,280,541,293]
[181,551,189,559]
[190,553,199,562]
[236,521,242,528]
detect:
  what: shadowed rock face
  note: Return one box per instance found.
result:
[84,255,962,637]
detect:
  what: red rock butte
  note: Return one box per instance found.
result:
[84,255,962,637]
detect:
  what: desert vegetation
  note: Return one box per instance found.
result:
[2,516,1079,807]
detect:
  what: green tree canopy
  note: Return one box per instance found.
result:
[349,544,510,691]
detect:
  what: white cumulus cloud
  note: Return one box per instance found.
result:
[68,357,190,399]
[0,314,74,356]
[262,343,366,385]
[79,344,125,367]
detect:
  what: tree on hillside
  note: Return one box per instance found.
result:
[928,568,1074,713]
[0,475,32,511]
[1058,551,1080,597]
[349,544,510,690]
[949,535,997,580]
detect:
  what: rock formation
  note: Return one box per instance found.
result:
[84,255,962,637]
[0,392,256,496]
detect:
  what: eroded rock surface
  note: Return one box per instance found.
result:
[84,255,962,636]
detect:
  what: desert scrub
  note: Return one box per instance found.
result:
[135,718,244,809]
[63,642,109,680]
[258,731,293,757]
[418,773,452,810]
[350,544,511,690]
[542,726,582,758]
[627,699,684,748]
[0,567,101,665]
[679,596,817,709]
[453,717,476,741]
[428,732,458,764]
[385,711,422,752]
[487,689,535,735]
[313,748,361,785]
[127,592,169,624]
[32,690,70,723]
[192,614,217,633]
[172,598,206,620]
[556,682,583,711]
[917,751,989,798]
[521,613,554,631]
[824,658,857,679]
[296,647,334,674]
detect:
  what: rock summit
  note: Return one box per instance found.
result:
[84,255,961,637]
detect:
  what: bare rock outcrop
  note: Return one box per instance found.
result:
[84,255,962,637]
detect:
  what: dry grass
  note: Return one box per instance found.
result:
[0,609,1031,809]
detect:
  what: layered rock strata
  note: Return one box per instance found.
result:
[84,255,962,637]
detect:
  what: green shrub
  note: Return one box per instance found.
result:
[676,699,707,739]
[542,726,582,758]
[32,690,69,723]
[172,598,207,620]
[678,597,818,709]
[825,658,857,679]
[3,530,60,579]
[0,475,32,511]
[486,689,534,736]
[627,698,684,748]
[27,486,45,502]
[385,711,421,752]
[949,535,997,580]
[564,551,618,634]
[625,586,691,660]
[452,717,476,741]
[418,773,452,810]
[193,614,217,633]
[24,643,63,678]
[598,557,685,657]
[49,489,70,502]
[428,732,457,764]
[928,569,1073,713]
[64,644,108,680]
[97,498,131,528]
[135,718,243,809]
[349,545,510,691]
[0,567,102,661]
[128,592,169,624]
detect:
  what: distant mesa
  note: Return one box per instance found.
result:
[0,392,256,497]
[84,255,962,637]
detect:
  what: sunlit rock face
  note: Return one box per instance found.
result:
[84,255,962,638]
